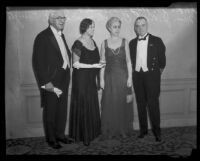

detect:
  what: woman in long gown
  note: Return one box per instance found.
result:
[100,17,134,139]
[69,18,105,146]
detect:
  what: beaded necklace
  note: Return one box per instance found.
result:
[110,47,121,55]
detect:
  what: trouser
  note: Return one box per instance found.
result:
[43,68,70,142]
[133,68,161,137]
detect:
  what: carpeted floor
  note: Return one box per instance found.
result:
[6,126,196,157]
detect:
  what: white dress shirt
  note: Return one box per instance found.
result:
[135,33,149,72]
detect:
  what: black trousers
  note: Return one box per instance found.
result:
[42,68,70,142]
[133,68,161,137]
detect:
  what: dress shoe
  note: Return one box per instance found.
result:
[137,132,148,138]
[83,141,90,146]
[155,135,162,142]
[56,137,74,144]
[121,133,127,139]
[47,141,62,149]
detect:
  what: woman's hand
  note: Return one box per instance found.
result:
[127,77,132,88]
[92,63,105,68]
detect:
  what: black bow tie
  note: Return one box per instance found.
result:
[138,34,149,41]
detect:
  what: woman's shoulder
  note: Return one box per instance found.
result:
[120,37,129,44]
[72,38,83,50]
[75,37,84,44]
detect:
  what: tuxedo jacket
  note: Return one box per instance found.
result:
[32,26,71,107]
[129,33,166,72]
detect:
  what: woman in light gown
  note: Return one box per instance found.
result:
[100,17,134,139]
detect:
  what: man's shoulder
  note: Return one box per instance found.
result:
[129,37,137,45]
[149,34,162,41]
[36,27,50,39]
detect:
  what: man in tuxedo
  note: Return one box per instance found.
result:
[129,16,166,142]
[32,10,73,149]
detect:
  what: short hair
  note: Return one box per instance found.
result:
[134,16,148,27]
[106,17,122,32]
[48,10,65,25]
[79,18,93,34]
[134,16,148,35]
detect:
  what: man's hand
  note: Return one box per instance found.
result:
[54,87,63,98]
[45,82,54,92]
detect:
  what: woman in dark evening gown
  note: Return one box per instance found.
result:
[100,17,134,139]
[69,18,105,146]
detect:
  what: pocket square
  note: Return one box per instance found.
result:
[149,44,153,46]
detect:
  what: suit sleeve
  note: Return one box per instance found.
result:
[32,35,50,86]
[157,38,166,69]
[129,40,135,71]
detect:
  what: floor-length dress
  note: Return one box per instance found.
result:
[101,38,133,138]
[69,40,101,143]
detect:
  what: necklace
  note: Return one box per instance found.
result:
[81,37,95,50]
[108,37,121,55]
[111,47,121,55]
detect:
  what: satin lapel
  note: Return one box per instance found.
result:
[61,34,71,58]
[134,38,138,60]
[61,34,71,66]
[147,34,152,63]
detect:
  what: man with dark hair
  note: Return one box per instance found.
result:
[129,16,166,142]
[32,10,73,149]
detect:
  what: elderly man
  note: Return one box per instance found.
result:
[129,16,166,142]
[32,10,73,149]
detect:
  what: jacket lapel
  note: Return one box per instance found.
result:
[134,38,138,60]
[147,34,152,53]
[47,27,60,53]
[147,34,153,64]
[61,34,71,65]
[46,27,72,67]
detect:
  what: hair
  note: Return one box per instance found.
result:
[106,17,122,32]
[79,18,93,34]
[134,16,148,36]
[48,10,65,25]
[134,16,148,25]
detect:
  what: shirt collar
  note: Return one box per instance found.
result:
[50,25,62,36]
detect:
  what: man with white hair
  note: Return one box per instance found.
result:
[32,10,73,149]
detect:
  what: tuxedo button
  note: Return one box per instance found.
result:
[151,68,154,71]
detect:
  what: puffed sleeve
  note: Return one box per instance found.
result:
[71,40,83,63]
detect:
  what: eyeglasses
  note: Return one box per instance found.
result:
[54,16,66,21]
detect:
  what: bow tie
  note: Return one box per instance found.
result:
[138,34,149,41]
